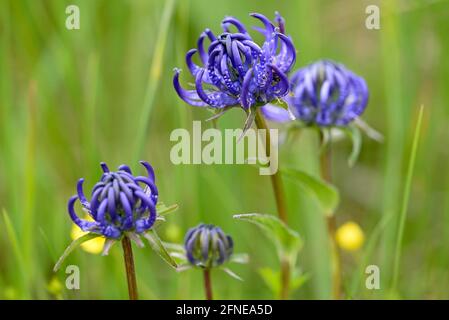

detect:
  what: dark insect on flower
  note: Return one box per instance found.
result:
[68,161,158,240]
[287,60,369,127]
[184,224,233,269]
[173,12,296,111]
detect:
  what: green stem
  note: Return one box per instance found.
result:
[254,110,288,223]
[320,132,342,300]
[203,269,213,300]
[122,236,138,300]
[254,109,290,300]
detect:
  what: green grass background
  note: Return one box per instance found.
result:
[0,0,448,299]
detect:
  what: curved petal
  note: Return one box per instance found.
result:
[197,33,208,64]
[118,165,132,174]
[68,196,97,231]
[240,67,253,109]
[186,49,203,77]
[204,28,217,41]
[139,161,156,182]
[173,69,208,107]
[100,162,109,173]
[275,33,296,73]
[76,178,90,209]
[275,11,285,34]
[89,187,103,218]
[134,191,157,232]
[221,16,248,34]
[250,13,275,39]
[119,192,133,229]
[134,176,158,198]
[96,199,108,225]
[107,187,118,222]
[195,69,237,108]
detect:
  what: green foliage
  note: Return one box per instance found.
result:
[282,168,340,216]
[0,0,447,299]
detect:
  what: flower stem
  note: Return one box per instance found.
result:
[254,109,288,223]
[254,109,290,300]
[122,236,138,300]
[320,133,342,300]
[203,269,213,300]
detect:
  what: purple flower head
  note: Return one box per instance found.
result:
[184,224,233,269]
[173,12,296,110]
[68,161,158,239]
[287,60,369,127]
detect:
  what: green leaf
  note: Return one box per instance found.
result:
[282,168,340,215]
[53,233,100,272]
[258,267,281,296]
[343,125,362,167]
[233,213,302,263]
[156,202,178,216]
[143,229,178,269]
[290,269,310,291]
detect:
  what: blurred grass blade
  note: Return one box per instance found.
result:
[144,229,178,269]
[391,105,425,292]
[233,213,302,262]
[282,168,340,215]
[349,214,391,297]
[53,233,100,272]
[3,209,28,296]
[134,0,176,158]
[2,210,25,268]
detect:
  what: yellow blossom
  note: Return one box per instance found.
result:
[336,221,365,252]
[70,216,105,254]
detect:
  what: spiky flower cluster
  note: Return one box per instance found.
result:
[184,224,234,268]
[173,12,296,110]
[68,161,158,239]
[263,60,369,126]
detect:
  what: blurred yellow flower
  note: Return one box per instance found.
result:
[70,216,105,254]
[336,221,365,252]
[47,276,63,297]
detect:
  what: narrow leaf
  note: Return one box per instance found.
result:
[222,267,244,281]
[344,125,362,167]
[156,202,178,216]
[144,229,178,269]
[53,233,100,272]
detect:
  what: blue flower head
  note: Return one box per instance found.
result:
[287,60,369,127]
[173,12,296,110]
[68,161,158,239]
[184,224,234,269]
